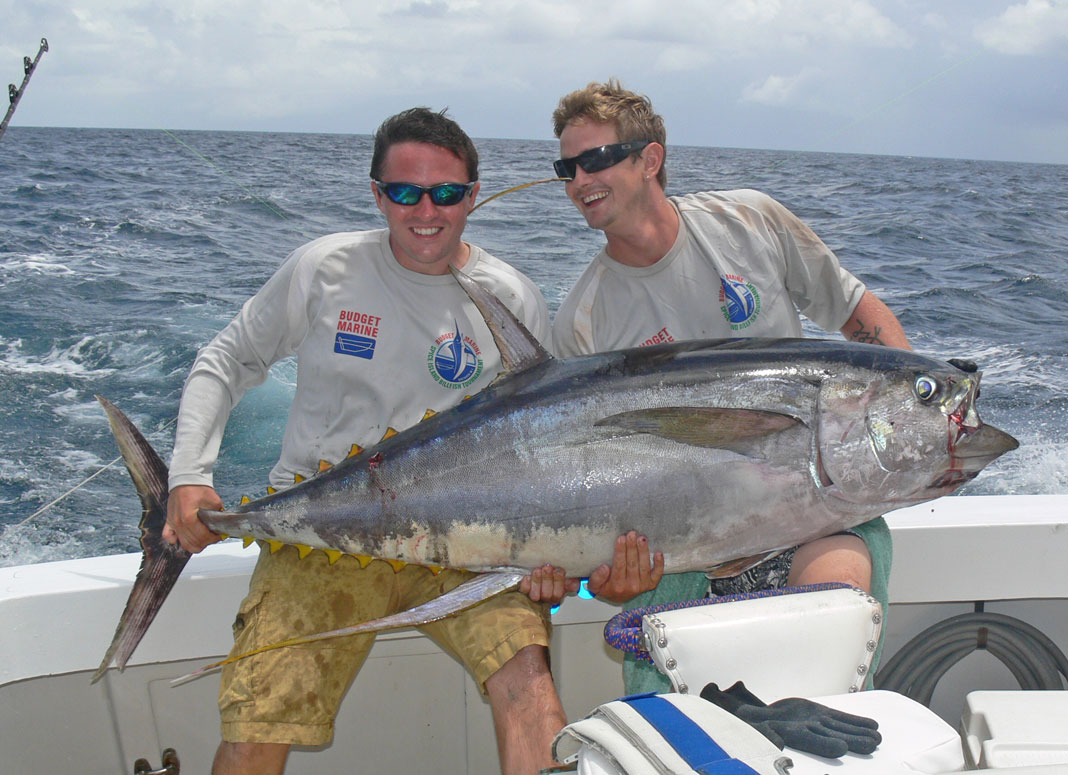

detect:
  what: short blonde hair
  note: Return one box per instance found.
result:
[552,79,667,188]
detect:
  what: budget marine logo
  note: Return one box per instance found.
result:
[427,324,483,389]
[719,275,761,330]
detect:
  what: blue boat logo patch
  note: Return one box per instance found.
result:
[719,275,761,330]
[335,309,382,359]
[427,323,483,389]
[335,332,376,359]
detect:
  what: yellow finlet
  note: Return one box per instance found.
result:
[380,427,399,441]
[293,473,305,483]
[355,554,373,569]
[266,486,276,495]
[219,533,229,540]
[318,459,332,472]
[240,495,251,505]
[427,565,444,575]
[267,540,285,554]
[296,544,314,559]
[384,558,407,573]
[242,536,255,548]
[324,549,343,565]
[348,443,363,458]
[421,408,437,421]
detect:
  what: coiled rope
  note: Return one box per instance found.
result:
[874,611,1068,706]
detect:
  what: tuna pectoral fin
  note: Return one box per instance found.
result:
[595,407,798,451]
[171,570,528,685]
[92,397,190,684]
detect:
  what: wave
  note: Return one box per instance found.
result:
[0,337,117,378]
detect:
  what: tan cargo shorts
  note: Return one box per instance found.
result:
[218,543,551,746]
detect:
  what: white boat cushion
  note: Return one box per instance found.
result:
[642,586,882,699]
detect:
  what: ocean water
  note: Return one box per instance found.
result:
[1,127,1066,568]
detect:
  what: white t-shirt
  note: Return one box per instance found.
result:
[169,229,550,490]
[553,189,864,357]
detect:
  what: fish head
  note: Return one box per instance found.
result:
[816,359,1018,506]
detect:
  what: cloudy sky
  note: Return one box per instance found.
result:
[4,0,1066,164]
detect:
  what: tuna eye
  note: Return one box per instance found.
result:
[915,375,941,403]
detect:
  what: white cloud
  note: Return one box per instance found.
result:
[653,44,713,73]
[976,0,1068,55]
[741,67,823,106]
[921,12,947,31]
[4,0,1065,162]
[623,0,912,55]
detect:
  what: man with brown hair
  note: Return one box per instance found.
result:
[166,107,565,774]
[550,80,909,694]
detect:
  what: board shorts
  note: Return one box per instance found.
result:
[218,543,552,746]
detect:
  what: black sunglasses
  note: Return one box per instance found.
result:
[373,180,476,207]
[553,140,652,180]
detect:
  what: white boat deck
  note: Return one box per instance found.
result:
[2,494,1067,774]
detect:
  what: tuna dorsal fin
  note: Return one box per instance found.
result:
[594,407,799,451]
[450,266,551,377]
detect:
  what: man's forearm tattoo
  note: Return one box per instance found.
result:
[848,320,885,345]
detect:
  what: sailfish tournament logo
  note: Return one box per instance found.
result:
[427,322,483,389]
[719,274,761,330]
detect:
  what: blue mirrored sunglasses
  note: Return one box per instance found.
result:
[553,140,651,180]
[373,180,476,207]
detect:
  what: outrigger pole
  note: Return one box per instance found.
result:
[0,38,49,143]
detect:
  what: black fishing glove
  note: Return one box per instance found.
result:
[699,681,881,759]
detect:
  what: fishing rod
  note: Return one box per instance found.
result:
[0,37,49,143]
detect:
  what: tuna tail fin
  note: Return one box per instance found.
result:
[91,396,190,684]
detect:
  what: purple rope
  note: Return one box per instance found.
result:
[604,582,853,662]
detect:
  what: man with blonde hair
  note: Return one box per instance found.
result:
[549,79,909,694]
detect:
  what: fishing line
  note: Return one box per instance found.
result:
[1,416,177,539]
[161,128,291,221]
[470,177,568,213]
[822,51,983,148]
[769,49,984,169]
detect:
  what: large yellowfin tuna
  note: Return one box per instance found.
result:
[93,270,1017,682]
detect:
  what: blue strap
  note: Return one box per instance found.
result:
[622,694,761,775]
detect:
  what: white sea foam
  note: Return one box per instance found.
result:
[52,448,108,474]
[970,436,1068,496]
[0,526,93,568]
[53,398,109,423]
[0,337,116,377]
[0,254,74,276]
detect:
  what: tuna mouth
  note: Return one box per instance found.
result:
[930,422,1018,491]
[929,469,978,490]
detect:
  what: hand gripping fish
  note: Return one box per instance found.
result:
[92,270,1018,683]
